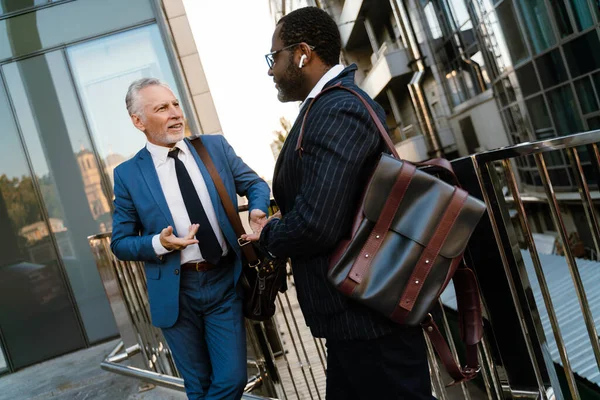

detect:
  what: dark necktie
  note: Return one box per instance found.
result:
[168,148,222,264]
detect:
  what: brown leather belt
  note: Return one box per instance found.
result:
[181,261,218,272]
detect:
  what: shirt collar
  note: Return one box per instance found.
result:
[146,139,189,166]
[299,64,345,109]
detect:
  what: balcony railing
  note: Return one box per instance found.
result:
[89,129,600,399]
[360,41,411,98]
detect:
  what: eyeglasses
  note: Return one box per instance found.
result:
[265,43,315,69]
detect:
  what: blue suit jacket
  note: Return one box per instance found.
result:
[110,135,270,328]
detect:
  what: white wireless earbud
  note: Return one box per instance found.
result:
[298,54,307,68]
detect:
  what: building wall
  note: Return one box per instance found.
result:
[449,90,510,154]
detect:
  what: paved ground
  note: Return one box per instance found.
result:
[0,273,487,400]
[0,339,186,400]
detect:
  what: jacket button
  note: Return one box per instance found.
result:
[174,269,179,275]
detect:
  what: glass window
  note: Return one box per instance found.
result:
[514,0,556,54]
[515,62,540,97]
[574,77,599,114]
[0,0,153,63]
[566,0,594,31]
[3,50,117,344]
[496,1,528,63]
[67,25,183,189]
[535,49,569,89]
[447,0,471,30]
[425,2,443,39]
[470,50,491,87]
[526,95,552,130]
[548,167,572,187]
[548,0,573,37]
[503,108,518,132]
[547,84,584,135]
[495,81,509,106]
[588,116,600,130]
[0,342,6,371]
[593,72,600,99]
[0,78,86,369]
[563,31,600,79]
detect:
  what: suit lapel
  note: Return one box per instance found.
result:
[136,149,176,230]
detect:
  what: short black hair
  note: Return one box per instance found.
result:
[277,7,341,67]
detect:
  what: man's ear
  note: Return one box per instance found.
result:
[131,114,146,132]
[298,43,313,66]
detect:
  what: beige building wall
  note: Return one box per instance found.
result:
[160,0,223,135]
[449,91,510,156]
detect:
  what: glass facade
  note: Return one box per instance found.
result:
[420,0,600,188]
[0,0,190,372]
[422,0,491,108]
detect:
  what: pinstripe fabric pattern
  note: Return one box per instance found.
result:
[261,65,401,340]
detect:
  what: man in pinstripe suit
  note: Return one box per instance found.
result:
[244,7,434,400]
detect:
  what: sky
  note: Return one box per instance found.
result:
[182,0,300,180]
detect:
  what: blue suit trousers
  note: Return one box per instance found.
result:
[161,264,247,400]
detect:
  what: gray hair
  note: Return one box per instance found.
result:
[125,77,171,118]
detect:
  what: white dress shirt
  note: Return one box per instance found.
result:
[147,140,228,264]
[299,64,345,109]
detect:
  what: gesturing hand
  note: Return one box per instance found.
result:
[160,224,199,251]
[242,210,282,243]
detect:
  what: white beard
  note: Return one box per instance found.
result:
[148,129,185,146]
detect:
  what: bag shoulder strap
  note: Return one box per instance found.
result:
[295,82,399,159]
[189,136,259,265]
[422,265,483,385]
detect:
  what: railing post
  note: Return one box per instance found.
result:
[451,156,561,399]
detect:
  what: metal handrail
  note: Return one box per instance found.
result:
[472,129,600,162]
[455,128,600,399]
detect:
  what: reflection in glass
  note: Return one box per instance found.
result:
[0,77,85,368]
[593,73,600,100]
[424,2,443,39]
[574,77,599,115]
[3,50,116,343]
[0,0,48,15]
[446,0,470,30]
[535,49,569,89]
[496,1,528,63]
[526,95,552,131]
[0,341,6,371]
[563,31,600,79]
[567,0,594,31]
[547,85,583,135]
[548,0,573,37]
[515,62,540,97]
[514,0,556,54]
[67,25,183,190]
[0,0,153,62]
[588,116,600,130]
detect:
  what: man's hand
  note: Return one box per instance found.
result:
[160,224,199,251]
[242,210,282,243]
[249,209,268,234]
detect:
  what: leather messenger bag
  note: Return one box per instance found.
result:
[297,83,487,384]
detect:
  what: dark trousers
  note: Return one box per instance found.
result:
[161,265,246,400]
[325,327,435,400]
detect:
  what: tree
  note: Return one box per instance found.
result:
[270,117,292,160]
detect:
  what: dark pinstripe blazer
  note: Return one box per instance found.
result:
[261,64,412,340]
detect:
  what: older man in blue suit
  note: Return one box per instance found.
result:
[110,78,270,400]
